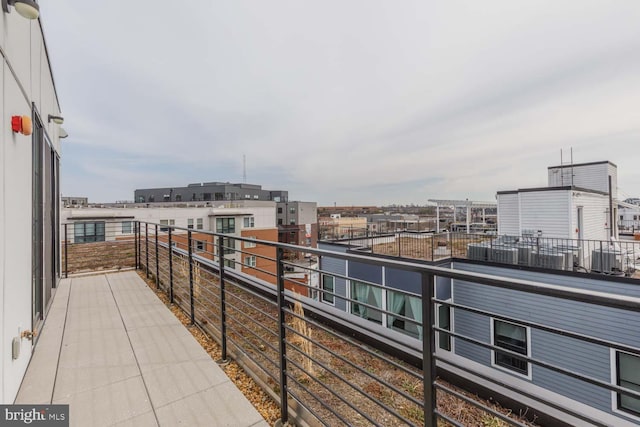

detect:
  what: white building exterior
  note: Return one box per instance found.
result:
[498,161,617,241]
[62,202,277,238]
[0,12,64,403]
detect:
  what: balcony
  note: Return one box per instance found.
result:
[32,221,640,426]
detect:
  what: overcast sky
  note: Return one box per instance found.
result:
[40,1,640,205]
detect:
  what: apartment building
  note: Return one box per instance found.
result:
[134,182,288,203]
[0,5,64,403]
[62,202,279,284]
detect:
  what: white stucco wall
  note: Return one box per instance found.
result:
[1,15,62,403]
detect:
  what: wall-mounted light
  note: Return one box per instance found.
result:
[2,0,39,20]
[59,127,69,139]
[48,114,64,125]
[11,115,32,136]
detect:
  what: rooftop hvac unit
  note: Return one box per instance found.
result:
[591,250,622,274]
[531,252,565,270]
[515,246,533,266]
[467,244,488,261]
[488,247,518,265]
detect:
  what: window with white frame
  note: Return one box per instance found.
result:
[386,290,422,340]
[244,236,256,249]
[244,255,256,268]
[159,219,175,232]
[321,274,335,304]
[223,258,234,268]
[121,221,133,234]
[492,319,529,376]
[350,281,382,324]
[193,240,205,252]
[187,218,194,229]
[243,216,255,228]
[615,351,640,417]
[197,218,203,230]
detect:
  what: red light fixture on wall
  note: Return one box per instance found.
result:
[11,115,32,136]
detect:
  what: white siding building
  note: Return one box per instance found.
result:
[0,10,64,403]
[497,161,617,241]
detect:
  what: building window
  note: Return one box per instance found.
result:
[159,219,175,232]
[492,319,529,376]
[243,217,255,228]
[387,291,422,340]
[253,195,259,199]
[121,221,133,234]
[351,281,382,324]
[218,237,235,255]
[321,275,335,304]
[615,351,640,417]
[289,207,296,214]
[187,218,194,229]
[216,217,235,233]
[223,258,234,268]
[149,195,155,202]
[193,240,205,252]
[244,255,256,268]
[244,194,251,199]
[290,219,296,225]
[244,237,256,249]
[437,303,451,351]
[278,219,283,225]
[277,207,283,214]
[74,222,105,243]
[197,218,203,230]
[175,194,182,201]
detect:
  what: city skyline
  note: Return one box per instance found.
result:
[40,1,640,205]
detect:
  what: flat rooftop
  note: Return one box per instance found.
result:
[16,271,268,427]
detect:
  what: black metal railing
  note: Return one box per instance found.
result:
[65,220,640,426]
[334,231,640,277]
[62,221,137,277]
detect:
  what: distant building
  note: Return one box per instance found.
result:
[134,182,288,203]
[276,201,318,259]
[498,161,618,241]
[62,202,279,285]
[61,196,88,207]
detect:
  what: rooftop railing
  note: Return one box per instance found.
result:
[62,220,640,426]
[331,231,640,277]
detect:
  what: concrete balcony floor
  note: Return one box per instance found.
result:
[16,271,269,427]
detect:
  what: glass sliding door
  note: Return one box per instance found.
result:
[32,113,44,328]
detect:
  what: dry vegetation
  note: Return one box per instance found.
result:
[371,235,493,261]
[138,245,538,427]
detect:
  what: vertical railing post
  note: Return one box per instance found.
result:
[276,247,289,424]
[64,223,68,278]
[134,222,139,270]
[431,235,434,261]
[168,228,174,303]
[145,223,149,278]
[138,221,141,269]
[155,224,159,289]
[188,230,195,325]
[218,236,228,361]
[421,272,437,427]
